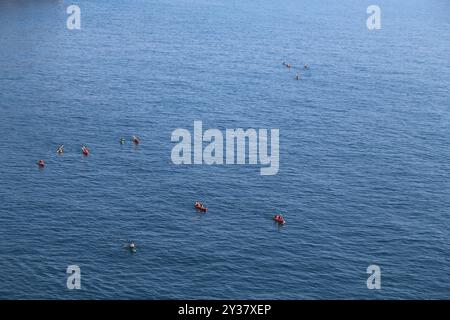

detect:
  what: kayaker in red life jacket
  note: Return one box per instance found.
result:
[81,145,89,156]
[274,214,285,224]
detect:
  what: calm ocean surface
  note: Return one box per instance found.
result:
[0,0,449,299]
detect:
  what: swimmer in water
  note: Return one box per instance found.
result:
[57,145,64,154]
[295,73,300,80]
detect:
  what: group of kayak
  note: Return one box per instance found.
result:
[56,144,90,156]
[282,62,310,80]
[37,136,141,168]
[39,133,285,256]
[282,62,309,70]
[194,201,286,225]
[37,145,90,167]
[124,204,285,253]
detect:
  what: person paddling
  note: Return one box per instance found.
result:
[132,135,140,145]
[81,145,90,156]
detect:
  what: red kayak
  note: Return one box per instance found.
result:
[195,202,208,212]
[132,136,140,145]
[82,147,90,156]
[273,214,285,225]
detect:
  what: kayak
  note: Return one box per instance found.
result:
[195,204,208,212]
[132,135,140,145]
[273,215,286,225]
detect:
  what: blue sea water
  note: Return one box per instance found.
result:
[0,0,449,299]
